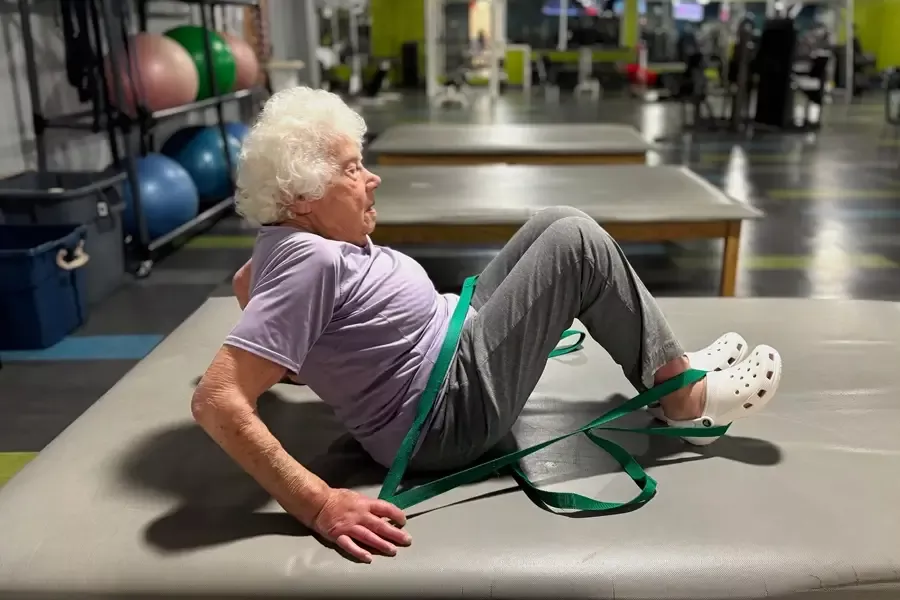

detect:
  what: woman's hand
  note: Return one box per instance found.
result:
[312,488,411,563]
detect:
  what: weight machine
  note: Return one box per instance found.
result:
[424,0,506,108]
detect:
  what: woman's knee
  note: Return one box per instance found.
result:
[532,205,592,224]
[544,215,612,248]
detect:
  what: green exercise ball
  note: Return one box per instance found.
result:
[164,25,236,100]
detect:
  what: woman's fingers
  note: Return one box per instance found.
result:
[335,534,372,564]
[365,513,412,547]
[350,524,398,556]
[369,499,407,527]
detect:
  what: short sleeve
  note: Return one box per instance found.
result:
[224,239,340,373]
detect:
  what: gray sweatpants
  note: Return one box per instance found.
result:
[412,206,685,471]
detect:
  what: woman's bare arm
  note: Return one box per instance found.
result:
[233,260,252,310]
[191,345,328,525]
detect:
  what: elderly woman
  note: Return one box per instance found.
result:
[192,87,783,563]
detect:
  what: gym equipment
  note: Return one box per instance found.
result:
[573,47,602,99]
[885,69,900,126]
[425,0,506,108]
[668,15,757,134]
[164,25,236,100]
[754,17,823,131]
[17,0,265,282]
[163,126,241,202]
[120,153,199,241]
[104,33,199,115]
[369,124,652,166]
[2,294,899,598]
[220,31,260,91]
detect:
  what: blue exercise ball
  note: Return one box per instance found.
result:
[160,125,205,156]
[224,122,250,145]
[168,126,241,201]
[121,153,200,240]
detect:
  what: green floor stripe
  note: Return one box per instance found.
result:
[768,189,900,200]
[0,452,38,488]
[676,254,898,270]
[699,153,796,164]
[186,235,256,249]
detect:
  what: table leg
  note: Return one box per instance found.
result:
[719,221,742,297]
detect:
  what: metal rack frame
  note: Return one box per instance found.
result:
[16,0,265,278]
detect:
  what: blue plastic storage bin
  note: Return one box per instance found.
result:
[0,170,127,307]
[0,224,89,350]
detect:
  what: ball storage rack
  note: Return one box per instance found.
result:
[15,0,268,279]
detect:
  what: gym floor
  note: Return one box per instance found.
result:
[2,91,899,484]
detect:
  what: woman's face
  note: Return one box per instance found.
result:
[293,139,381,246]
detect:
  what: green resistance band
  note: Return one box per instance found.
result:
[378,275,728,513]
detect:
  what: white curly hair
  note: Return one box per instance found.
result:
[234,86,367,225]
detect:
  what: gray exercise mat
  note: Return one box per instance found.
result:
[1,297,898,599]
[371,165,762,224]
[368,123,654,155]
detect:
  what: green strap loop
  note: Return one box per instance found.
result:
[548,328,586,358]
[378,276,724,513]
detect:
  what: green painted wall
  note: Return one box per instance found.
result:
[854,0,883,62]
[855,0,900,70]
[370,0,426,82]
[875,0,900,69]
[370,0,426,58]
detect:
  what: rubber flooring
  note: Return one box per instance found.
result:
[2,92,900,484]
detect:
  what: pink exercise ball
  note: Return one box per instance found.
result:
[221,31,260,90]
[106,33,199,115]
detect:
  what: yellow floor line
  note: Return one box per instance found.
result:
[699,153,798,164]
[676,254,898,270]
[767,189,900,200]
[0,452,38,488]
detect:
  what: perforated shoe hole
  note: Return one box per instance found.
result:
[743,402,753,409]
[757,389,766,398]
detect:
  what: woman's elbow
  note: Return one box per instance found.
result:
[191,384,222,425]
[192,366,237,425]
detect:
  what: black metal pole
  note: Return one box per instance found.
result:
[98,0,151,269]
[137,0,149,33]
[18,0,47,173]
[87,0,123,166]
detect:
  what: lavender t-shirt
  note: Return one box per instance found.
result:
[224,226,461,467]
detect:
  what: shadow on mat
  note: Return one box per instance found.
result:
[118,386,388,553]
[407,394,782,519]
[467,393,783,519]
[119,387,781,552]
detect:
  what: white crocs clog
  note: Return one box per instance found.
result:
[647,332,750,421]
[662,344,783,446]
